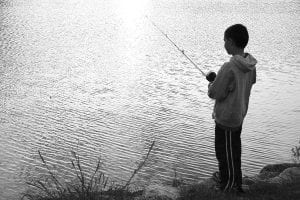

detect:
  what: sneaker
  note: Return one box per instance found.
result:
[212,172,225,192]
[232,186,246,195]
[212,171,221,183]
[214,183,225,192]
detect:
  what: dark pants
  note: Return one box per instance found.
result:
[215,123,242,190]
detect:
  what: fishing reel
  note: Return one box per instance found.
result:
[206,71,216,82]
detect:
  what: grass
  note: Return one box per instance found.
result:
[21,140,300,200]
[21,141,155,200]
[292,140,300,163]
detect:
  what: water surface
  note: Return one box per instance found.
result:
[0,0,300,199]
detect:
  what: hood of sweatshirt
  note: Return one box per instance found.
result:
[231,53,257,73]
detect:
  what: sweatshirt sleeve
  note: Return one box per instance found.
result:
[252,68,256,84]
[208,63,235,101]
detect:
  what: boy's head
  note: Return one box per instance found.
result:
[224,24,249,55]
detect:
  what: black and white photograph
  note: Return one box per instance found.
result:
[0,0,299,199]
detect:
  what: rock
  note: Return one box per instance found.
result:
[268,167,300,185]
[260,163,300,173]
[143,184,180,200]
[243,163,300,187]
[197,177,216,189]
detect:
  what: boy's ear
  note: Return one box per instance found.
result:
[229,38,238,48]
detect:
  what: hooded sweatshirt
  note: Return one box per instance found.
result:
[208,53,257,128]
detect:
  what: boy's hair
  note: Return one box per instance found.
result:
[225,24,249,49]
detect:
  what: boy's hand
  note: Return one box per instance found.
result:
[206,71,216,82]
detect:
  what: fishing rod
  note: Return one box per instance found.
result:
[146,16,216,82]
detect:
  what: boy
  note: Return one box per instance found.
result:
[207,24,257,193]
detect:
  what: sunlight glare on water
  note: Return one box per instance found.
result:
[117,0,149,21]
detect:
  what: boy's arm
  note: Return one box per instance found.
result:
[208,64,235,101]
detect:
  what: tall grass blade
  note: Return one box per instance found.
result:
[38,150,64,193]
[123,141,155,189]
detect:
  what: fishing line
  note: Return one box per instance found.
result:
[145,15,207,77]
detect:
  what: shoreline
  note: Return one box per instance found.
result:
[22,162,300,200]
[143,163,300,200]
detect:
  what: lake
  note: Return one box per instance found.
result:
[0,0,299,199]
